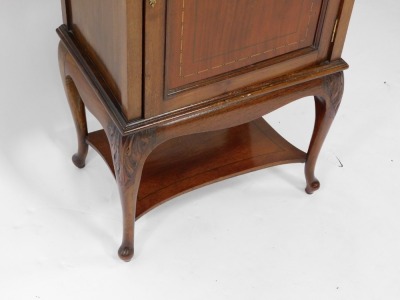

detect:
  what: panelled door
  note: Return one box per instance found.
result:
[144,0,342,118]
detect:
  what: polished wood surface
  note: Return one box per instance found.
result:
[58,43,88,168]
[87,118,307,218]
[61,0,352,120]
[145,0,344,117]
[166,0,323,89]
[65,0,142,119]
[58,0,354,261]
[59,38,346,261]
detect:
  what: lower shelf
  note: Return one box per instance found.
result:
[86,118,306,218]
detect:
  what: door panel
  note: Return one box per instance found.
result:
[144,0,341,117]
[166,0,322,90]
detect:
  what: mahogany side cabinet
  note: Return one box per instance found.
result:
[57,0,354,261]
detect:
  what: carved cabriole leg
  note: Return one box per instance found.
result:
[105,124,157,261]
[59,40,159,261]
[305,72,344,194]
[58,43,89,168]
[65,77,89,168]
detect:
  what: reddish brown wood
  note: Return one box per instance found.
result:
[65,0,142,119]
[86,131,115,175]
[305,71,344,194]
[61,0,70,26]
[166,0,323,89]
[59,37,348,261]
[105,124,156,261]
[58,43,88,168]
[330,0,355,60]
[57,0,354,262]
[87,118,307,218]
[145,0,345,118]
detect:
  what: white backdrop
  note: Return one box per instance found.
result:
[1,1,400,299]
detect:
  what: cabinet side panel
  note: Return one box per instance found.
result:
[61,0,70,26]
[68,0,142,119]
[330,0,355,60]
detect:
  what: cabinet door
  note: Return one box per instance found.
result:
[144,0,343,117]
